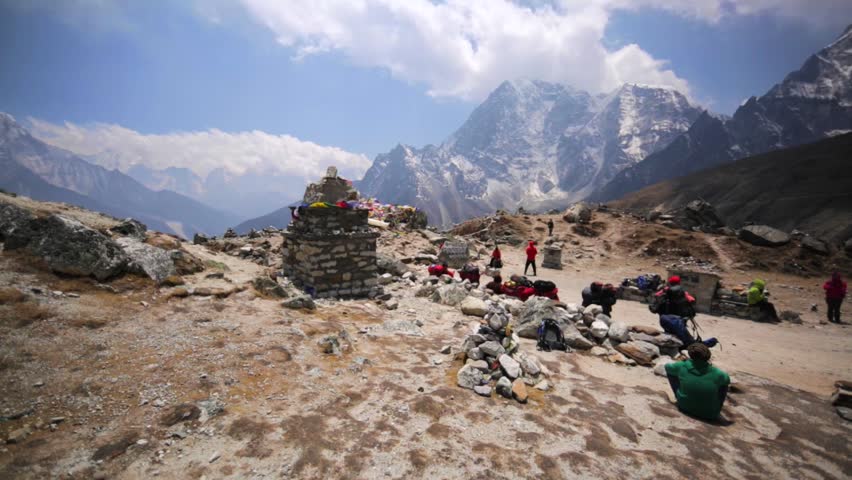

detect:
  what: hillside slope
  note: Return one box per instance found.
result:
[611,133,852,241]
[0,113,240,237]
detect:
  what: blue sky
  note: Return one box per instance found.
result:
[0,1,848,168]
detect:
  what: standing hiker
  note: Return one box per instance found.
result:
[547,219,554,236]
[665,343,730,421]
[489,245,503,269]
[524,241,538,276]
[824,272,847,324]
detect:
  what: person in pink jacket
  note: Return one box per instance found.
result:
[824,272,847,324]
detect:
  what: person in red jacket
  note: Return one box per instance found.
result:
[489,245,503,268]
[524,241,538,276]
[824,272,847,324]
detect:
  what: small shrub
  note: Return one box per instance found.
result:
[0,287,28,305]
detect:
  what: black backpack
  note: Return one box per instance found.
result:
[533,280,557,293]
[510,274,533,288]
[537,318,567,352]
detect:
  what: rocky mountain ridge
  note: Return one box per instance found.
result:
[359,80,701,225]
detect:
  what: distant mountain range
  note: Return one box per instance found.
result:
[358,80,701,225]
[590,24,852,202]
[612,132,852,242]
[0,113,239,238]
[359,24,852,226]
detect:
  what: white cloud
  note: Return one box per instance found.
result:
[26,118,373,182]
[235,0,852,101]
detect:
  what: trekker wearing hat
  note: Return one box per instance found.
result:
[524,241,538,276]
[747,279,779,322]
[823,272,847,324]
[650,276,696,319]
[665,343,730,421]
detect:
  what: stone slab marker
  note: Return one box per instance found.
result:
[541,245,563,269]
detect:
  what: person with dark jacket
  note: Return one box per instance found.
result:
[489,245,503,268]
[582,282,617,317]
[547,219,554,236]
[665,343,730,421]
[651,276,696,319]
[824,272,847,324]
[485,275,503,295]
[524,241,538,276]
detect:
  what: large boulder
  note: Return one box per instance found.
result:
[674,200,725,231]
[629,332,683,349]
[738,225,790,247]
[7,214,128,280]
[460,296,489,317]
[562,323,595,350]
[590,320,609,339]
[512,296,573,338]
[563,203,592,224]
[498,354,521,379]
[116,237,177,283]
[0,202,35,243]
[614,340,660,365]
[430,283,469,306]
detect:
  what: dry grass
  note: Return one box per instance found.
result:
[0,287,28,305]
[1,301,53,327]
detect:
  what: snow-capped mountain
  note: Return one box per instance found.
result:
[359,79,700,225]
[591,24,852,202]
[0,112,240,237]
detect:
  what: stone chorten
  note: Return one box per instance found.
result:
[282,167,378,298]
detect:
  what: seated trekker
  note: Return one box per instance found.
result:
[665,343,731,421]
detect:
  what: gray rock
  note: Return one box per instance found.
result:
[479,341,505,358]
[595,313,612,326]
[0,202,35,243]
[837,406,852,422]
[192,233,209,245]
[615,340,660,365]
[430,283,469,306]
[6,214,128,280]
[515,353,541,376]
[513,296,574,338]
[590,346,609,356]
[415,284,438,298]
[468,360,490,372]
[460,296,489,317]
[563,203,592,224]
[384,299,399,310]
[457,364,485,390]
[496,376,513,398]
[779,310,803,324]
[563,323,594,350]
[498,354,521,379]
[376,254,409,276]
[590,320,609,339]
[109,218,147,240]
[473,385,492,397]
[630,332,683,349]
[318,336,342,355]
[6,426,31,444]
[116,237,177,283]
[282,295,316,310]
[378,273,394,285]
[461,334,486,352]
[252,276,288,298]
[607,321,630,342]
[466,347,484,361]
[801,236,829,255]
[738,225,790,247]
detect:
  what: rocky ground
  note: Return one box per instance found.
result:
[1,197,850,479]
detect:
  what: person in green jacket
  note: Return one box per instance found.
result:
[747,278,779,322]
[665,343,730,421]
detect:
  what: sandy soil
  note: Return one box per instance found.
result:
[1,209,850,479]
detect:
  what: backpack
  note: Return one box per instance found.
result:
[537,318,567,352]
[533,280,557,293]
[510,275,533,288]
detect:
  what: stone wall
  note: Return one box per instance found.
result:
[283,207,379,299]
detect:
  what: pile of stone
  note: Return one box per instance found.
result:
[456,303,548,403]
[662,200,727,233]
